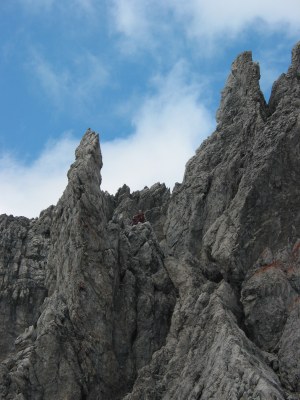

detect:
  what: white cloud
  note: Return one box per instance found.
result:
[111,0,153,39]
[0,62,214,218]
[109,0,166,53]
[0,134,77,218]
[110,0,300,48]
[30,51,108,112]
[101,61,214,193]
[110,0,165,50]
[30,53,68,108]
[169,0,300,39]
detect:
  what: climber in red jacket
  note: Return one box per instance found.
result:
[132,210,145,225]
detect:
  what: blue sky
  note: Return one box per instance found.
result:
[1,0,300,217]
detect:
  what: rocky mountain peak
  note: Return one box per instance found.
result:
[216,50,267,125]
[1,43,300,400]
[67,128,102,187]
[269,41,300,113]
[289,40,300,76]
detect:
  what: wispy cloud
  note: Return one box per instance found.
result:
[0,134,78,218]
[0,62,214,218]
[29,51,109,113]
[169,0,300,39]
[110,0,156,40]
[4,1,298,219]
[110,0,167,52]
[110,0,300,50]
[101,61,214,193]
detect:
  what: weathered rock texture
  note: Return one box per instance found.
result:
[1,42,300,399]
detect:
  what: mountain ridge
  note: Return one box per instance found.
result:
[1,42,300,399]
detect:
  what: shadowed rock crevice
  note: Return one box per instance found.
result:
[1,42,300,399]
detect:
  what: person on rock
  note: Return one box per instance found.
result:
[132,210,145,225]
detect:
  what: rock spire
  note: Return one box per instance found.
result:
[1,42,300,399]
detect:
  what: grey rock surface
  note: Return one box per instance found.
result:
[0,132,175,400]
[1,43,300,399]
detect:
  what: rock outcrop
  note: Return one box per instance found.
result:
[1,42,300,399]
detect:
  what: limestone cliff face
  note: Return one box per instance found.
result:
[1,43,300,400]
[0,132,175,400]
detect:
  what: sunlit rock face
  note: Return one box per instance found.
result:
[1,43,300,400]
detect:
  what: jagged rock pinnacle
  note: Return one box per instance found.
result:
[269,41,300,112]
[1,43,300,400]
[67,129,102,187]
[289,40,300,76]
[216,50,267,125]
